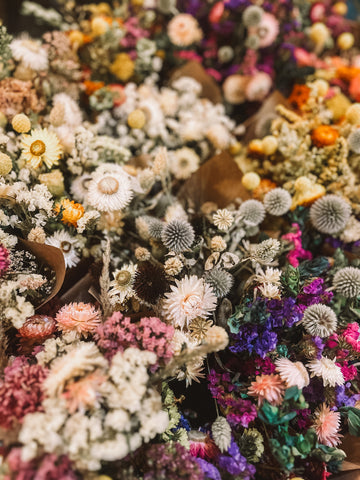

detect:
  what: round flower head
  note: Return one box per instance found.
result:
[167,14,203,47]
[307,357,344,387]
[109,263,137,305]
[133,261,168,304]
[55,302,101,337]
[250,238,281,264]
[169,147,200,180]
[205,326,229,351]
[256,13,279,48]
[302,304,338,337]
[310,195,351,235]
[148,218,164,239]
[245,72,272,103]
[188,430,219,460]
[45,231,80,268]
[264,188,292,216]
[21,128,63,169]
[211,417,231,453]
[161,219,195,253]
[163,275,217,329]
[19,315,56,340]
[87,165,134,212]
[275,358,310,389]
[204,269,233,297]
[0,153,13,176]
[10,36,48,71]
[223,75,247,104]
[348,129,360,153]
[313,404,342,447]
[12,113,31,133]
[239,199,265,226]
[55,199,84,227]
[213,209,234,231]
[243,5,263,27]
[333,266,360,298]
[248,374,285,406]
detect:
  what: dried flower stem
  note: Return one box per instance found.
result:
[99,238,112,320]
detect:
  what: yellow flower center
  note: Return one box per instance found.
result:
[30,140,46,156]
[98,176,119,195]
[116,270,131,286]
[60,241,72,253]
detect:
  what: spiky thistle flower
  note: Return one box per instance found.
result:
[212,416,231,453]
[161,219,195,253]
[263,188,292,216]
[148,218,164,239]
[239,199,265,226]
[250,238,281,264]
[204,269,234,297]
[302,304,338,338]
[310,195,351,235]
[333,266,360,298]
[348,129,360,153]
[133,261,168,304]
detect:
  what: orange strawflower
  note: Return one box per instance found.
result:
[311,125,339,148]
[336,66,360,82]
[83,80,105,96]
[288,84,311,110]
[248,374,285,406]
[55,199,84,227]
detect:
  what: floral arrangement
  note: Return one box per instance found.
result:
[0,2,360,480]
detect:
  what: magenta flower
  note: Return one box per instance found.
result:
[282,223,312,267]
[0,243,10,277]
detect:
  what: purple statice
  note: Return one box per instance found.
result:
[266,297,303,328]
[297,278,333,310]
[335,384,360,408]
[143,443,204,480]
[196,459,221,480]
[218,440,256,479]
[313,336,325,359]
[230,324,278,358]
[297,408,312,430]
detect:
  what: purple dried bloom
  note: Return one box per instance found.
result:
[218,439,256,478]
[196,458,221,480]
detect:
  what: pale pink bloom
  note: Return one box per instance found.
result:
[313,404,342,447]
[62,371,106,413]
[256,13,279,48]
[245,72,272,102]
[167,14,203,47]
[55,302,101,337]
[223,74,247,104]
[275,357,310,389]
[248,374,285,406]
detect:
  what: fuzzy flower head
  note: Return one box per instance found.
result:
[21,128,63,169]
[302,304,338,338]
[87,165,134,212]
[243,5,263,27]
[313,404,342,447]
[109,263,137,305]
[250,238,281,264]
[163,275,217,329]
[169,147,200,179]
[264,188,292,216]
[333,267,360,298]
[134,261,169,305]
[245,72,272,103]
[310,195,351,235]
[307,357,345,387]
[167,14,203,47]
[239,199,265,227]
[45,231,79,269]
[275,358,310,389]
[55,303,101,337]
[248,374,285,406]
[204,269,233,297]
[0,243,10,277]
[161,219,195,253]
[10,35,48,71]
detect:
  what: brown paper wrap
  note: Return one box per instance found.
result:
[170,61,222,104]
[178,151,251,211]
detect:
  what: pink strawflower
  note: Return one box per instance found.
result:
[343,322,360,352]
[0,357,47,429]
[55,302,101,337]
[248,374,285,406]
[62,371,106,414]
[253,13,279,48]
[188,430,219,460]
[19,315,56,340]
[5,448,77,480]
[245,72,272,102]
[0,243,10,277]
[282,223,312,267]
[312,404,342,447]
[338,361,357,381]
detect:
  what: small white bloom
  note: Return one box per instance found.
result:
[213,209,234,231]
[275,358,310,389]
[307,357,344,388]
[45,230,80,268]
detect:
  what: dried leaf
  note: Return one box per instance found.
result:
[18,238,65,310]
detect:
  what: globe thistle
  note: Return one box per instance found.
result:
[148,218,164,239]
[161,219,195,253]
[204,269,234,297]
[250,238,281,264]
[243,5,263,27]
[348,129,360,153]
[333,266,360,298]
[238,429,264,463]
[133,261,168,304]
[302,304,337,338]
[239,199,266,227]
[263,188,292,216]
[212,416,231,453]
[310,195,351,235]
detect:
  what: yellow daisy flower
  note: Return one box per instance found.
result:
[21,128,63,169]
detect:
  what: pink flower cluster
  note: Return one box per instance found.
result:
[343,322,360,352]
[0,357,47,429]
[282,223,312,268]
[0,243,10,277]
[95,313,174,369]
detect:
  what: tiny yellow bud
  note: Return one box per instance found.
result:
[333,2,347,15]
[337,32,354,50]
[346,104,360,124]
[262,135,278,155]
[229,141,242,155]
[68,30,85,47]
[248,139,263,154]
[127,109,146,129]
[242,172,261,191]
[0,152,13,176]
[12,113,31,133]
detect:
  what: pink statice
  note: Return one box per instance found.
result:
[5,449,78,480]
[282,223,312,267]
[121,17,150,48]
[94,313,174,369]
[338,361,357,381]
[343,322,360,352]
[0,243,10,277]
[0,357,47,429]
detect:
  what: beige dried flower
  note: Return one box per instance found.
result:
[213,209,234,231]
[189,318,213,342]
[49,102,65,127]
[210,236,227,252]
[27,227,46,244]
[135,247,151,262]
[153,147,168,176]
[205,326,229,351]
[164,256,183,276]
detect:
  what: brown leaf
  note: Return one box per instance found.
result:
[18,238,66,310]
[170,61,222,104]
[178,151,251,211]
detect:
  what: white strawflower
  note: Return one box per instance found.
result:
[213,209,234,231]
[45,231,80,268]
[169,147,200,179]
[302,304,338,337]
[109,263,137,304]
[11,35,48,71]
[307,357,344,387]
[163,275,217,329]
[253,267,282,285]
[275,358,310,389]
[212,417,231,453]
[257,283,280,299]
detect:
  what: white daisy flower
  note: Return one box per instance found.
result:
[109,263,137,305]
[10,35,48,71]
[21,128,63,169]
[45,231,80,268]
[163,275,217,329]
[169,147,200,180]
[253,267,282,285]
[275,358,310,389]
[307,357,345,388]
